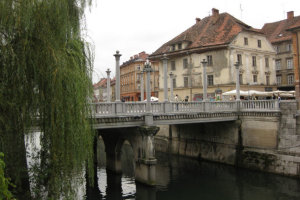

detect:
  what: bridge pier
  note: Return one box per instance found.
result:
[101,134,122,173]
[135,126,159,186]
[99,126,160,186]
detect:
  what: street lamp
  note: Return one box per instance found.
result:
[234,61,240,101]
[106,68,111,102]
[169,72,174,101]
[201,59,208,102]
[144,59,153,112]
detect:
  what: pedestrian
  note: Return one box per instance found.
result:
[175,94,178,102]
[185,96,189,102]
[175,94,179,111]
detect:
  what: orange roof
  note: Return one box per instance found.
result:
[261,13,300,43]
[93,78,107,88]
[150,8,261,57]
[121,51,149,68]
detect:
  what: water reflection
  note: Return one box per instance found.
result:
[86,138,300,200]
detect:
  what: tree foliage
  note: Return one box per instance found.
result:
[0,0,94,199]
[0,153,15,200]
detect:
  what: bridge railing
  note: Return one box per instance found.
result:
[123,102,146,114]
[92,100,280,116]
[240,100,279,111]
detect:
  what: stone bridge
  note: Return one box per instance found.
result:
[92,100,281,186]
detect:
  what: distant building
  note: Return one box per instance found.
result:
[287,19,300,100]
[150,8,276,101]
[262,11,300,92]
[120,51,159,101]
[93,78,107,102]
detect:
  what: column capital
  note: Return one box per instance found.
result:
[161,53,169,61]
[137,126,160,136]
[114,50,122,59]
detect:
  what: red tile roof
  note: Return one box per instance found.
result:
[150,9,261,57]
[93,78,107,88]
[121,51,149,68]
[261,14,300,43]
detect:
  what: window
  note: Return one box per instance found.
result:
[171,44,175,51]
[287,58,293,69]
[265,57,269,68]
[171,61,176,70]
[266,75,270,85]
[184,77,189,87]
[244,37,248,45]
[178,43,182,50]
[239,74,243,84]
[276,60,281,70]
[286,44,292,52]
[252,56,256,67]
[207,55,213,66]
[172,78,176,88]
[275,45,280,53]
[207,75,214,86]
[237,54,242,65]
[276,75,282,85]
[253,75,257,83]
[288,74,294,85]
[183,58,188,69]
[258,40,261,48]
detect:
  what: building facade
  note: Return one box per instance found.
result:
[287,20,300,101]
[262,11,300,91]
[120,52,159,101]
[93,78,107,102]
[150,8,276,101]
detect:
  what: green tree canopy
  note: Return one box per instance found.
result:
[0,0,94,199]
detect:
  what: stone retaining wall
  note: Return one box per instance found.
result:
[154,101,300,178]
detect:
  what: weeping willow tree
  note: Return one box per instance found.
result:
[0,0,95,199]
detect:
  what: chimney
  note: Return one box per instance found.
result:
[195,18,201,23]
[287,11,294,20]
[212,8,219,17]
[212,8,219,24]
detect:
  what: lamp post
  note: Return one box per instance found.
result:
[234,61,240,101]
[140,71,144,101]
[201,59,208,102]
[106,68,111,102]
[169,72,174,101]
[114,50,122,102]
[162,54,169,102]
[144,59,153,112]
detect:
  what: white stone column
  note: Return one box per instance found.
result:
[106,68,111,102]
[235,62,241,101]
[201,59,208,102]
[140,71,144,101]
[162,54,169,102]
[114,50,121,102]
[169,72,174,101]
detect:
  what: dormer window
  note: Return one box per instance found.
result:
[178,43,182,50]
[172,44,175,51]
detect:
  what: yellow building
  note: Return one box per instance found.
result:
[150,8,276,101]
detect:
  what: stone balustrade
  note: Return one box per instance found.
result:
[92,100,280,116]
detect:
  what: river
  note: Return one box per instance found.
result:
[85,139,300,200]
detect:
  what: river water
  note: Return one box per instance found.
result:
[85,139,300,200]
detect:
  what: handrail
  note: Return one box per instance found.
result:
[91,100,280,116]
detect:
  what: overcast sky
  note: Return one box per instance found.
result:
[85,0,300,83]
